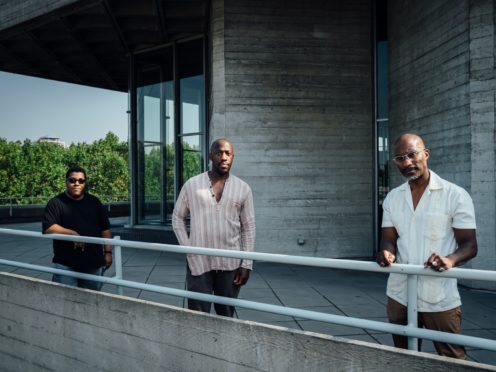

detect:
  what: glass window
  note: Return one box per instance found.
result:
[144,93,161,142]
[164,81,175,208]
[182,135,202,183]
[133,37,205,225]
[178,38,205,188]
[136,48,174,224]
[181,75,204,134]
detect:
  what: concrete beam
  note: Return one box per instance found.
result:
[0,0,84,33]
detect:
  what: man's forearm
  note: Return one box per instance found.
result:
[448,245,477,267]
[449,229,478,267]
[240,226,255,270]
[45,224,78,236]
[172,217,190,246]
[101,229,112,251]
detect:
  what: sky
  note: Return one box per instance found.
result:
[0,71,128,145]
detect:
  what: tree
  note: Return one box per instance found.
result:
[0,139,26,201]
[0,132,129,204]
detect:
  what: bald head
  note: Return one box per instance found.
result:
[210,138,233,155]
[394,133,426,150]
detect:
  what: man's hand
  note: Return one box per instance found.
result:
[424,253,454,272]
[103,252,113,269]
[44,224,84,251]
[376,250,396,267]
[424,229,478,272]
[377,227,398,268]
[233,268,250,286]
[74,240,85,251]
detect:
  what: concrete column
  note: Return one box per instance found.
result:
[209,0,227,142]
[389,0,496,283]
[209,0,374,257]
[469,0,496,286]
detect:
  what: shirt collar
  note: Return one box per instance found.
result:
[398,170,443,191]
[427,170,443,191]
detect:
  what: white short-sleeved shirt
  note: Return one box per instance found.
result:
[382,170,476,312]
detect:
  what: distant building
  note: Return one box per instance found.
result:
[37,136,65,147]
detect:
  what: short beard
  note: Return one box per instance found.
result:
[406,174,420,182]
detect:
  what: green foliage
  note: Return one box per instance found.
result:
[0,132,129,204]
[0,132,204,206]
[183,147,201,184]
[142,142,201,202]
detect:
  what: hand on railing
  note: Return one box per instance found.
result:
[424,253,453,272]
[376,250,396,267]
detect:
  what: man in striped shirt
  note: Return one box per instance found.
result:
[172,138,256,317]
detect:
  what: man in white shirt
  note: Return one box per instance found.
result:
[376,133,478,359]
[172,138,256,317]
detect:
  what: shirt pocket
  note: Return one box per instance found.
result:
[424,213,450,241]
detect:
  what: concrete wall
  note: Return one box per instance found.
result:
[210,0,374,258]
[468,0,496,278]
[388,0,496,282]
[0,272,491,372]
[388,0,472,189]
[0,0,79,32]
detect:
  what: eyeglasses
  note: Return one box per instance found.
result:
[393,149,426,163]
[67,177,86,184]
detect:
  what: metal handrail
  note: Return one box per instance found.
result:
[0,227,495,353]
[0,195,129,206]
[0,195,130,216]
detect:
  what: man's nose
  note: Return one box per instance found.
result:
[403,156,415,166]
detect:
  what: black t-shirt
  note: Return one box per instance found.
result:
[42,192,111,271]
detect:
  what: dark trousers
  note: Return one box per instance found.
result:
[387,297,466,359]
[186,266,240,317]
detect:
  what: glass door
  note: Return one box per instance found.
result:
[136,48,174,224]
[178,38,205,185]
[133,37,206,225]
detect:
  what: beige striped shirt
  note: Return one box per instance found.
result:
[172,172,256,276]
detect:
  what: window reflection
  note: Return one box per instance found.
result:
[134,38,205,225]
[182,135,201,183]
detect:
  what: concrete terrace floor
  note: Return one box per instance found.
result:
[0,219,495,366]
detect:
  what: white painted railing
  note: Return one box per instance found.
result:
[0,227,495,353]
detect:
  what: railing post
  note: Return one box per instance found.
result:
[407,274,419,350]
[114,235,124,295]
[9,198,13,217]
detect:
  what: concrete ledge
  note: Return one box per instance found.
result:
[0,202,129,223]
[0,272,493,371]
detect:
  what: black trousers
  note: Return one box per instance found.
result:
[186,266,240,317]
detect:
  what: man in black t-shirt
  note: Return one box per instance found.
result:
[42,166,112,290]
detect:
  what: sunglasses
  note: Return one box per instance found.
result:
[67,177,86,184]
[393,149,426,163]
